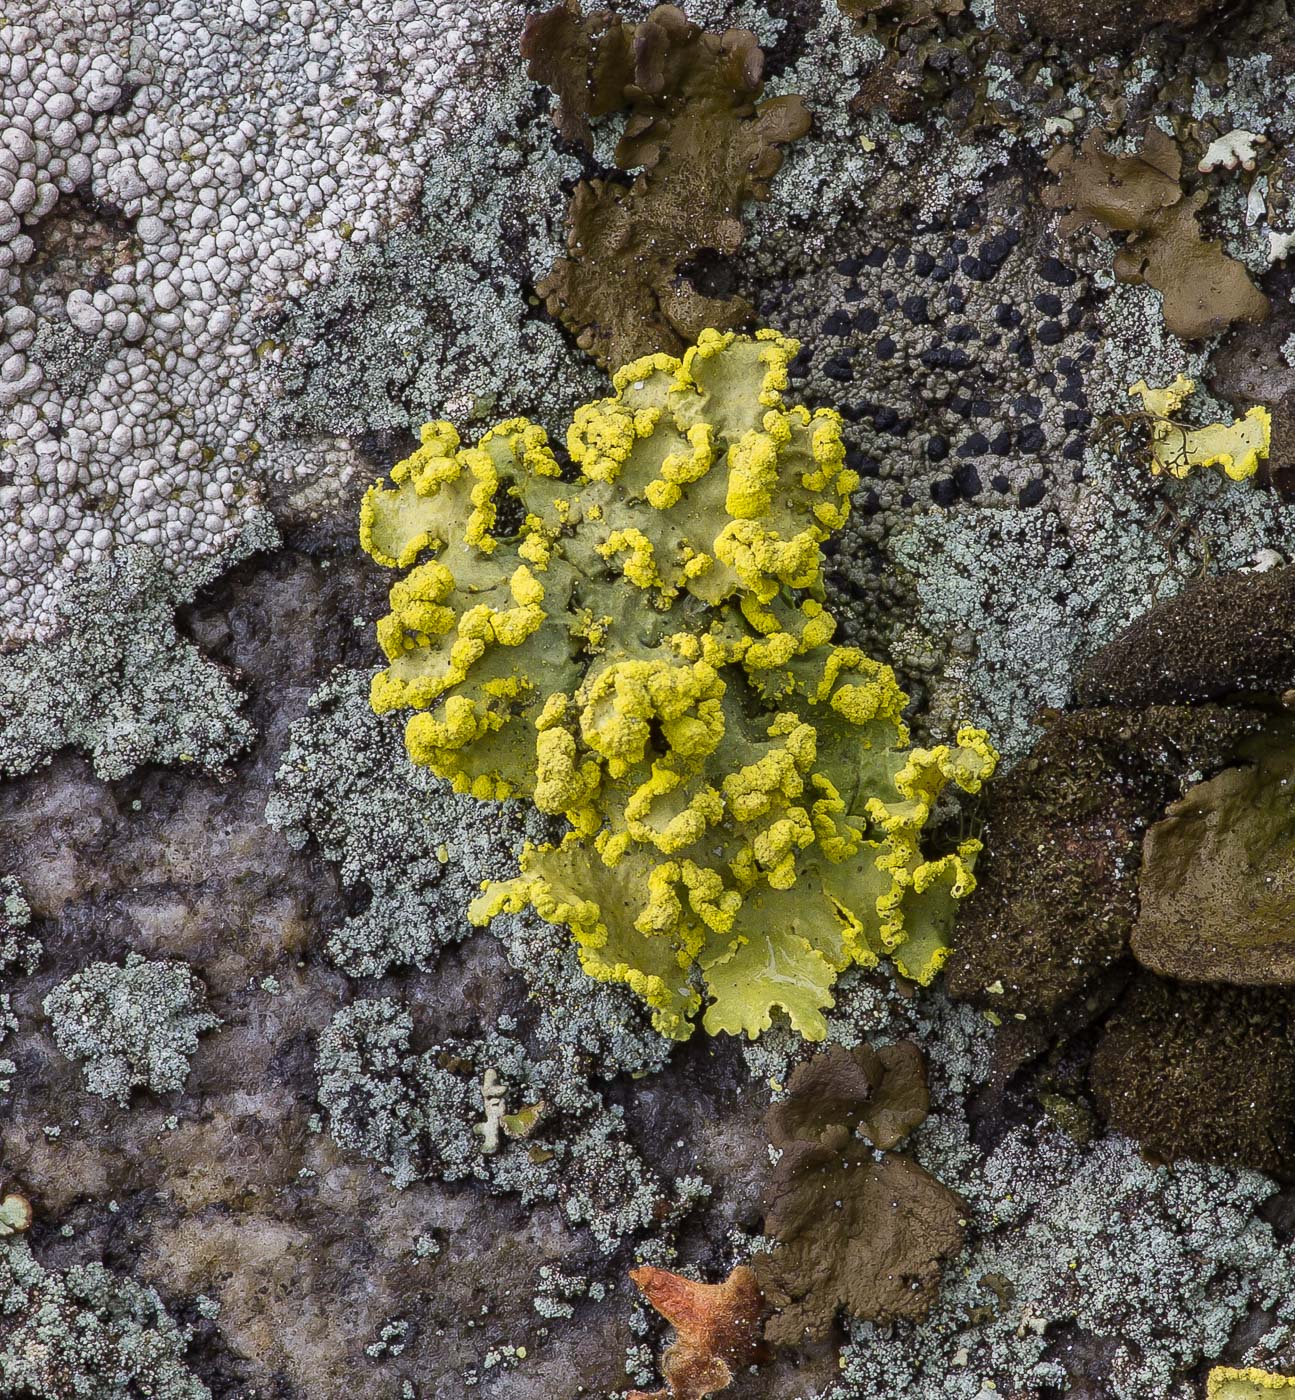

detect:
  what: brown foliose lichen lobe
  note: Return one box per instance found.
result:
[1043,126,1269,342]
[1048,125,1184,231]
[754,1040,962,1346]
[1116,197,1270,341]
[1132,736,1295,985]
[765,1040,929,1151]
[1090,975,1295,1174]
[522,2,810,368]
[521,3,638,148]
[942,703,1265,1016]
[1073,565,1295,708]
[757,1140,964,1346]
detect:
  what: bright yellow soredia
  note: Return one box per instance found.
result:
[1129,375,1271,481]
[360,329,998,1041]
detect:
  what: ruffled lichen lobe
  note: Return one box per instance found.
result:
[361,330,996,1041]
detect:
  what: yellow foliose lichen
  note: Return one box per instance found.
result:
[1129,375,1271,481]
[361,329,998,1041]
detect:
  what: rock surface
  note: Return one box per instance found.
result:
[5,0,1295,1396]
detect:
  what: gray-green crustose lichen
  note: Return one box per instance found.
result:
[887,470,1295,763]
[533,1266,606,1321]
[315,998,687,1253]
[0,509,279,783]
[30,318,113,398]
[262,45,601,456]
[44,953,221,1107]
[0,876,38,980]
[266,665,555,980]
[266,665,671,1078]
[742,968,1295,1400]
[828,1122,1293,1400]
[0,1240,208,1399]
[0,876,38,1098]
[856,241,1295,760]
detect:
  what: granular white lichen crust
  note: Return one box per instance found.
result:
[0,0,518,647]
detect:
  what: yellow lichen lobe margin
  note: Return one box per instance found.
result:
[1130,375,1271,481]
[1208,1369,1295,1400]
[362,329,998,1041]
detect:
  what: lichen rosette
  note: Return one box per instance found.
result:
[361,329,996,1040]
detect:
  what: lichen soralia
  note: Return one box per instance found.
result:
[360,328,996,1041]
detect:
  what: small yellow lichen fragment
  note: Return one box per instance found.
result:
[1130,375,1271,481]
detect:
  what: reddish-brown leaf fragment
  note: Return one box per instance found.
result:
[628,1264,768,1400]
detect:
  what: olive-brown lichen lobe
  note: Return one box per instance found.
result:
[1043,125,1269,342]
[524,2,811,368]
[755,1040,963,1346]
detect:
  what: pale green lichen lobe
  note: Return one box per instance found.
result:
[361,330,996,1041]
